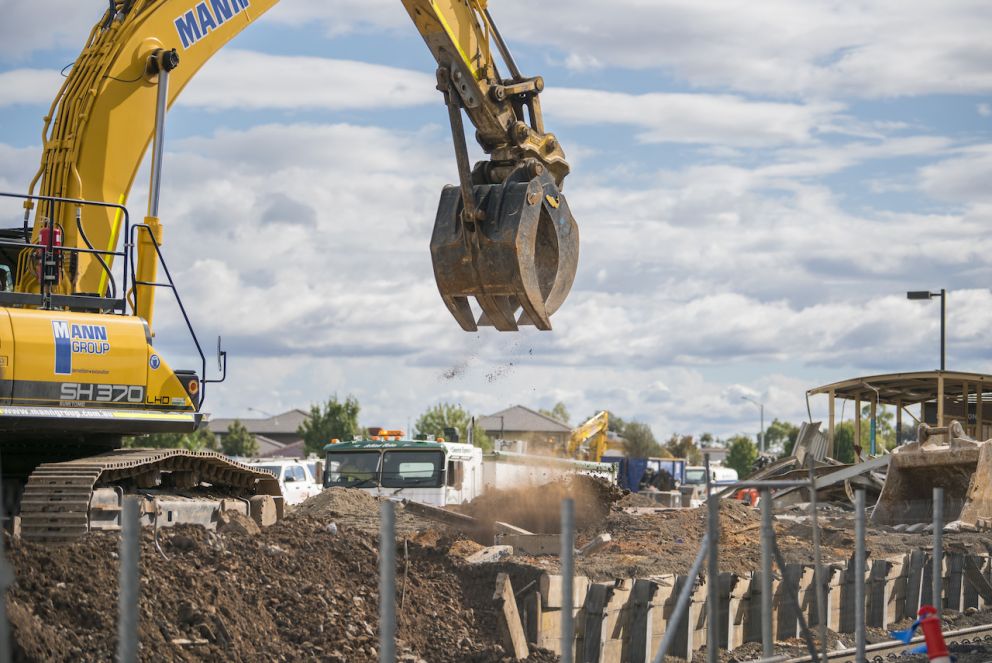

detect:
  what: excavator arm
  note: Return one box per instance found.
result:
[567,411,610,462]
[14,0,578,332]
[403,0,579,331]
[19,0,279,327]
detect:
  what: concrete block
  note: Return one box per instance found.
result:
[804,565,840,631]
[628,579,659,663]
[946,553,964,611]
[248,495,278,527]
[663,575,706,661]
[494,573,529,659]
[744,571,778,643]
[865,559,891,628]
[838,560,868,634]
[718,573,748,650]
[904,549,926,618]
[495,533,558,556]
[580,583,614,663]
[524,591,541,645]
[467,545,514,564]
[775,565,810,640]
[541,573,591,608]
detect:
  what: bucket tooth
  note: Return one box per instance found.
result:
[476,295,519,331]
[442,295,478,332]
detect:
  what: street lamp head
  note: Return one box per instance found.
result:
[907,291,933,300]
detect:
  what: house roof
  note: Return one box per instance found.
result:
[260,439,306,459]
[208,408,309,435]
[478,405,572,434]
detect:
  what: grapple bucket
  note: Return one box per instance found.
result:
[430,168,579,332]
[872,421,992,528]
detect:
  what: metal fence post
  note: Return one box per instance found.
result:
[760,489,773,658]
[561,498,576,663]
[706,457,720,663]
[117,497,139,663]
[808,465,828,663]
[379,500,396,663]
[933,487,943,614]
[855,490,866,663]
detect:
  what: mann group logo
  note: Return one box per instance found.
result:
[52,321,111,376]
[174,0,252,50]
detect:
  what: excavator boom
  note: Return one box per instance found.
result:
[404,0,579,331]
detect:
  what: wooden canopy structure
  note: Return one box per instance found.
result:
[806,371,992,457]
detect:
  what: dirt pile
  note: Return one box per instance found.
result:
[287,487,434,536]
[4,502,556,663]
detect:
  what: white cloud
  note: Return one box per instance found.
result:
[263,1,992,99]
[0,68,62,107]
[919,145,992,205]
[0,0,98,60]
[979,103,992,117]
[181,50,437,111]
[544,88,841,147]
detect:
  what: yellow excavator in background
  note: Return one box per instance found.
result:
[0,0,580,540]
[565,411,610,462]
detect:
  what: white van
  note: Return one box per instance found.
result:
[248,459,323,506]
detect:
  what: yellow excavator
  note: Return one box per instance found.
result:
[0,0,580,540]
[565,411,610,462]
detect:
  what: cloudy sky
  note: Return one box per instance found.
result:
[1,0,991,442]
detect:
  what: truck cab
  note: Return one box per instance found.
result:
[322,434,483,506]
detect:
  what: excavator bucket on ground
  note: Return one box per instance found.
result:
[431,167,578,332]
[872,420,992,528]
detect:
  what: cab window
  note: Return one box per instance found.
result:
[381,451,443,488]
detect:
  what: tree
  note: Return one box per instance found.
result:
[415,402,492,452]
[832,421,857,464]
[699,432,716,448]
[622,421,665,458]
[539,401,571,425]
[764,419,800,457]
[724,434,759,478]
[858,404,897,452]
[222,419,259,457]
[125,427,219,452]
[298,395,362,456]
[665,434,703,465]
[589,411,626,435]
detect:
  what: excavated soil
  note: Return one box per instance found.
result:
[9,477,992,661]
[4,503,557,663]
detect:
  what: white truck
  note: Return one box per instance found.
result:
[322,435,617,507]
[322,436,483,506]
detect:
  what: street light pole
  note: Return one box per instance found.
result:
[940,288,946,371]
[741,396,765,453]
[907,289,947,371]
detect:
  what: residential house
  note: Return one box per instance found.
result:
[209,408,310,458]
[478,405,572,454]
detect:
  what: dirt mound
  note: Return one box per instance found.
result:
[288,488,437,537]
[458,475,622,540]
[4,512,556,662]
[288,486,381,521]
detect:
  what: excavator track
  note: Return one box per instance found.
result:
[19,449,281,542]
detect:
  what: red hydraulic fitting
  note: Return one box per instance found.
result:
[917,605,950,663]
